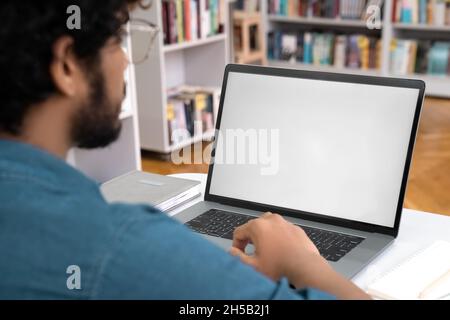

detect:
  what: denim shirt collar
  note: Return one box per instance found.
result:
[0,139,98,192]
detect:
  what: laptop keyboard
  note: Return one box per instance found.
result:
[185,209,365,262]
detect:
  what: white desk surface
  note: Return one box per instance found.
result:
[168,173,450,290]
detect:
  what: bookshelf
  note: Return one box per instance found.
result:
[269,59,382,76]
[393,22,450,32]
[66,24,142,183]
[132,1,230,154]
[163,33,227,52]
[259,0,450,98]
[268,14,381,28]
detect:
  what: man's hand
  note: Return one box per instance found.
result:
[229,212,324,288]
[230,212,371,299]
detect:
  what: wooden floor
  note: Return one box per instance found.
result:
[403,98,450,216]
[142,97,450,216]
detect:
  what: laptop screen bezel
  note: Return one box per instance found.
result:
[204,64,425,237]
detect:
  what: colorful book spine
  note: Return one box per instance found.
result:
[168,1,178,44]
[166,86,221,145]
[390,38,450,76]
[394,0,450,25]
[162,1,169,44]
[269,30,383,71]
[419,0,428,23]
[191,0,198,40]
[401,0,413,23]
[162,0,224,45]
[176,0,184,43]
[303,32,313,64]
[184,0,191,41]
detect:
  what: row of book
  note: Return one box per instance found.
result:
[268,31,381,69]
[161,0,226,45]
[268,0,383,20]
[166,86,220,145]
[392,0,450,25]
[390,39,450,75]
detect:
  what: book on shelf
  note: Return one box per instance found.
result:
[166,85,220,145]
[161,0,226,45]
[447,0,450,24]
[268,0,383,21]
[268,30,382,70]
[393,0,450,26]
[390,38,450,76]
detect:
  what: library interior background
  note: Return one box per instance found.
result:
[89,0,450,216]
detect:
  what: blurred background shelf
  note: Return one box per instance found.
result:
[393,23,450,32]
[268,14,382,29]
[257,0,450,98]
[168,130,215,153]
[163,33,228,53]
[269,59,382,76]
[136,0,450,215]
[132,0,230,154]
[399,73,450,98]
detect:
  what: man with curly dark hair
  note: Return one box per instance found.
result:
[0,1,369,299]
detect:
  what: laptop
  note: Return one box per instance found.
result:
[173,64,425,279]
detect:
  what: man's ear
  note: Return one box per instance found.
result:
[49,36,80,97]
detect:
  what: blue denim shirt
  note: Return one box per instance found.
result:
[0,140,335,300]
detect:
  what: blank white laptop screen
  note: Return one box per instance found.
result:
[209,72,420,228]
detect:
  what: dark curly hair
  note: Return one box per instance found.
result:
[0,0,143,135]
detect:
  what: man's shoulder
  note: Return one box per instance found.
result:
[0,181,176,299]
[106,202,170,230]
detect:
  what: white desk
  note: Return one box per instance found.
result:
[168,173,450,290]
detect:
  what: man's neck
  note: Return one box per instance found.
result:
[0,99,73,159]
[0,133,70,159]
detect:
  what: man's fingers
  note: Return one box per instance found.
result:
[232,222,253,251]
[261,212,272,219]
[229,247,257,268]
[229,246,243,257]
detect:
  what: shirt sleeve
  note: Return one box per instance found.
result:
[91,204,336,300]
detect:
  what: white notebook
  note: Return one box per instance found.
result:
[367,240,450,300]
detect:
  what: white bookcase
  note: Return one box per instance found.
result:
[260,0,450,98]
[132,1,231,153]
[66,26,142,183]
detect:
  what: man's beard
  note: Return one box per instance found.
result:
[71,67,123,149]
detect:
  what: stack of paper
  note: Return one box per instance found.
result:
[100,170,201,212]
[367,240,450,300]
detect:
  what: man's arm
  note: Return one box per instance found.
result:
[91,204,334,300]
